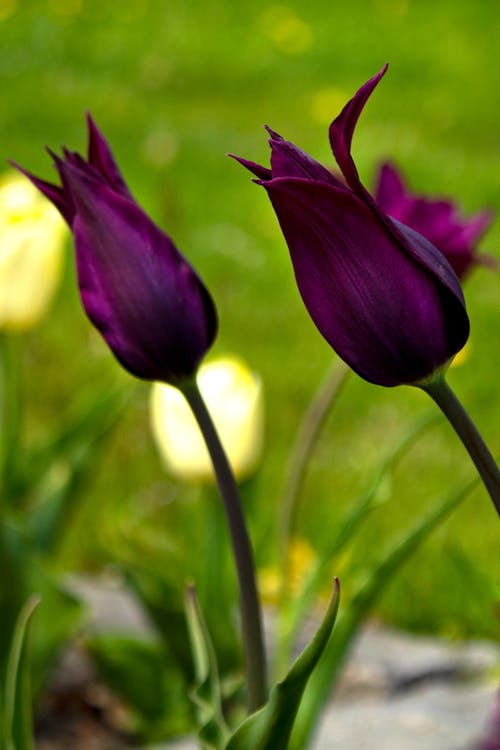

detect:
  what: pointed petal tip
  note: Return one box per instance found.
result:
[45,146,64,167]
[328,64,391,193]
[8,159,39,183]
[86,111,101,137]
[229,153,272,180]
[264,124,283,141]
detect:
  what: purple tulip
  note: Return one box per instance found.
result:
[375,161,495,280]
[12,115,217,384]
[233,65,470,388]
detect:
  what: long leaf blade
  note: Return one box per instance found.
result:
[185,585,229,750]
[3,595,40,750]
[290,476,479,750]
[226,579,340,750]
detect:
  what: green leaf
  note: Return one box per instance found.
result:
[0,520,84,697]
[290,476,479,750]
[225,580,340,750]
[185,584,230,750]
[2,595,40,750]
[276,413,438,674]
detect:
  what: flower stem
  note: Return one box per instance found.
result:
[420,376,500,518]
[181,380,267,712]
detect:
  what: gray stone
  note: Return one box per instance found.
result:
[66,576,499,750]
[155,683,498,749]
[314,683,496,750]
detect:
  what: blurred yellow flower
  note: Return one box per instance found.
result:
[451,340,470,367]
[0,173,67,331]
[150,356,264,483]
[259,537,317,604]
[0,0,18,22]
[259,6,313,55]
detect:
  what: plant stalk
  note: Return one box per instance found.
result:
[421,376,500,518]
[182,380,267,712]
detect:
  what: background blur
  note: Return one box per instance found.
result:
[1,0,499,639]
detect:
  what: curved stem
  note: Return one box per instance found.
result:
[420,376,500,518]
[279,360,350,573]
[181,381,267,712]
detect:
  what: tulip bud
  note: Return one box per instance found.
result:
[150,356,263,483]
[0,173,66,331]
[12,115,216,384]
[233,66,470,388]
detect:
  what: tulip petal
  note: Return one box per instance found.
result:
[86,113,134,199]
[266,128,346,187]
[261,176,469,387]
[374,162,406,209]
[329,64,388,195]
[459,209,495,245]
[228,154,272,181]
[375,162,496,279]
[9,161,74,224]
[61,162,217,382]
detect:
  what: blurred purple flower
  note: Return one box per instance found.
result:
[12,115,217,384]
[233,65,470,387]
[477,690,500,750]
[375,162,495,280]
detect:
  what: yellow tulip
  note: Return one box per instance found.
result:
[150,356,264,483]
[0,172,67,331]
[259,537,317,604]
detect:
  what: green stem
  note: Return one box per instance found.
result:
[421,376,500,518]
[181,381,267,712]
[279,360,350,571]
[0,334,23,509]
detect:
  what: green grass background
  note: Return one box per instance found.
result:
[2,0,499,638]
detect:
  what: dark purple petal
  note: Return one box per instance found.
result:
[9,160,74,224]
[266,127,346,188]
[61,162,217,382]
[13,116,217,384]
[260,176,468,387]
[228,154,273,181]
[374,162,405,210]
[329,64,388,196]
[86,113,134,199]
[376,163,456,238]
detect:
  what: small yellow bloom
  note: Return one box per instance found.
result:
[0,173,67,331]
[150,356,264,483]
[259,537,317,604]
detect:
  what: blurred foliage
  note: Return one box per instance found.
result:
[0,0,498,677]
